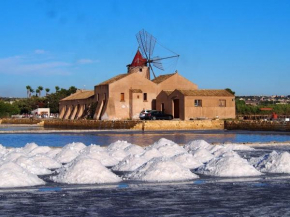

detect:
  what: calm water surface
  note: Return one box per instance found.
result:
[0,129,290,147]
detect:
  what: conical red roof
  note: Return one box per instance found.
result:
[130,50,147,67]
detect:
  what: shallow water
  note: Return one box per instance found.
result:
[0,130,290,147]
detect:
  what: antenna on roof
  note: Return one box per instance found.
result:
[136,29,179,79]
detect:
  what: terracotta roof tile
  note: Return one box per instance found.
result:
[151,73,175,84]
[98,74,129,85]
[60,90,95,101]
[176,89,234,97]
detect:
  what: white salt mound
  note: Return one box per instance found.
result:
[0,162,45,188]
[112,154,148,172]
[141,147,163,161]
[2,152,25,163]
[151,138,177,149]
[106,140,132,151]
[52,156,121,184]
[190,149,215,163]
[0,144,7,156]
[23,143,39,153]
[80,145,119,167]
[124,145,144,156]
[46,148,62,159]
[54,142,86,164]
[171,153,203,169]
[253,151,290,173]
[31,155,62,169]
[196,152,262,177]
[107,148,128,162]
[28,146,52,156]
[15,156,52,175]
[157,144,187,158]
[127,157,199,182]
[184,140,211,152]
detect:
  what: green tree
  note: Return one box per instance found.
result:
[26,85,31,98]
[55,86,60,92]
[0,101,20,118]
[30,88,35,97]
[36,89,40,97]
[225,88,235,95]
[45,88,50,96]
[38,86,43,97]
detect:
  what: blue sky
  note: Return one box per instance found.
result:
[0,0,289,97]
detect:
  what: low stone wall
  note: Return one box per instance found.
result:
[133,120,224,130]
[225,120,290,131]
[44,119,142,129]
[0,118,42,125]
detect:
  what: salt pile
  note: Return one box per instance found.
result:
[171,153,203,169]
[141,147,163,161]
[127,157,199,182]
[23,142,39,153]
[0,162,45,188]
[253,151,290,173]
[52,156,121,184]
[15,156,52,175]
[152,138,178,149]
[112,154,148,172]
[28,146,51,156]
[80,145,119,167]
[106,140,135,161]
[124,145,144,156]
[54,142,86,164]
[46,148,62,159]
[190,149,215,163]
[184,140,211,152]
[30,155,62,169]
[196,152,262,177]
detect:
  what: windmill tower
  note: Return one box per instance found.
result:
[127,29,180,80]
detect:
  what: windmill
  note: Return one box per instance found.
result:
[136,29,180,79]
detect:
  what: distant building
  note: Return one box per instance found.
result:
[59,50,235,120]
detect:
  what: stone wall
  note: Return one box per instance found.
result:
[44,119,142,129]
[225,120,290,131]
[133,120,224,130]
[0,118,42,124]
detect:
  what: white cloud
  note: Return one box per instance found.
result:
[34,49,46,54]
[0,54,71,75]
[77,59,99,64]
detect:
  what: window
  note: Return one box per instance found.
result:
[120,93,125,101]
[143,93,147,101]
[139,68,142,72]
[137,95,139,99]
[194,99,202,107]
[219,99,226,107]
[96,93,99,101]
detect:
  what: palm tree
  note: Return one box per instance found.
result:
[30,88,35,97]
[38,86,43,97]
[55,86,60,92]
[36,89,40,97]
[26,85,31,98]
[45,88,50,96]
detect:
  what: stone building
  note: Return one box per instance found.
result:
[59,50,235,120]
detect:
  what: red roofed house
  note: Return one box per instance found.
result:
[59,50,235,120]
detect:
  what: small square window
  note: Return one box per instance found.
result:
[194,99,202,107]
[120,93,125,101]
[143,93,147,101]
[137,95,139,99]
[219,99,226,107]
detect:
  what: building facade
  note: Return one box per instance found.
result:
[59,50,235,120]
